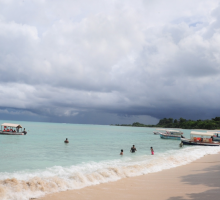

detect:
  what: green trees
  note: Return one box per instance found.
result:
[155,117,220,129]
[115,117,220,129]
[132,122,146,127]
[212,117,220,121]
[179,117,186,124]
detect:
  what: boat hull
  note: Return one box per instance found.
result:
[181,138,219,146]
[160,133,181,140]
[0,132,25,135]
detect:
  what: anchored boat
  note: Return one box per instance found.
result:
[207,131,220,141]
[153,129,165,135]
[153,131,160,135]
[181,131,219,146]
[0,123,27,135]
[160,129,183,140]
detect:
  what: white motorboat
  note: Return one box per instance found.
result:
[207,131,220,141]
[160,129,184,140]
[181,131,219,146]
[0,123,27,135]
[153,128,172,135]
[153,129,163,135]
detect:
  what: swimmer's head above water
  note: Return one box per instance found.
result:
[64,138,69,143]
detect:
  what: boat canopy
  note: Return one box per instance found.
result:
[1,123,22,128]
[191,131,215,136]
[207,130,220,133]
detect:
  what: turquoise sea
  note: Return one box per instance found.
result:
[0,120,220,200]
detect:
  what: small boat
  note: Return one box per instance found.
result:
[153,128,171,135]
[0,123,27,135]
[160,129,183,140]
[181,131,219,146]
[207,131,220,141]
[153,129,162,135]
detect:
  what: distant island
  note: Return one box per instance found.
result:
[113,117,220,130]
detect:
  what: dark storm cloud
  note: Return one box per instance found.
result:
[0,0,220,124]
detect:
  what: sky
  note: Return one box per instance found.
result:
[0,0,220,125]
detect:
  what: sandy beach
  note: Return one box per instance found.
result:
[38,152,220,200]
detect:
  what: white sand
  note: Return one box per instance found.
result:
[38,153,220,200]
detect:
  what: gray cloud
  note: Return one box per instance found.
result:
[0,0,220,124]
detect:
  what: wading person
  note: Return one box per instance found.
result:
[64,138,69,143]
[150,147,154,155]
[130,145,137,153]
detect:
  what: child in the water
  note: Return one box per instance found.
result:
[150,147,154,155]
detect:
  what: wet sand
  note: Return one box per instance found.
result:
[38,153,220,200]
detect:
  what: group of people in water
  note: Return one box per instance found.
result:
[64,139,154,155]
[120,145,154,155]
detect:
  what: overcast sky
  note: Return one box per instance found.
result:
[0,0,220,125]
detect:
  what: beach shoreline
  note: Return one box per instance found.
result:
[38,152,220,200]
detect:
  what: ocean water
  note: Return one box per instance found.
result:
[0,120,220,200]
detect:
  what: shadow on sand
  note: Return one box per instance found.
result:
[167,163,220,200]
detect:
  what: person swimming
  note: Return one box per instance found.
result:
[130,145,137,153]
[150,147,154,155]
[120,149,123,155]
[64,138,69,143]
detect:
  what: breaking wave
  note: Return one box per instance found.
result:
[1,146,220,200]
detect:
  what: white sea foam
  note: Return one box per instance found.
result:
[1,146,220,200]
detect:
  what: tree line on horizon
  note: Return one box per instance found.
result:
[113,117,220,130]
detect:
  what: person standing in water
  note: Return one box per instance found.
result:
[130,145,137,153]
[120,149,123,155]
[64,138,69,143]
[22,128,27,134]
[150,147,154,155]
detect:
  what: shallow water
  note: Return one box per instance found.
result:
[0,120,219,200]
